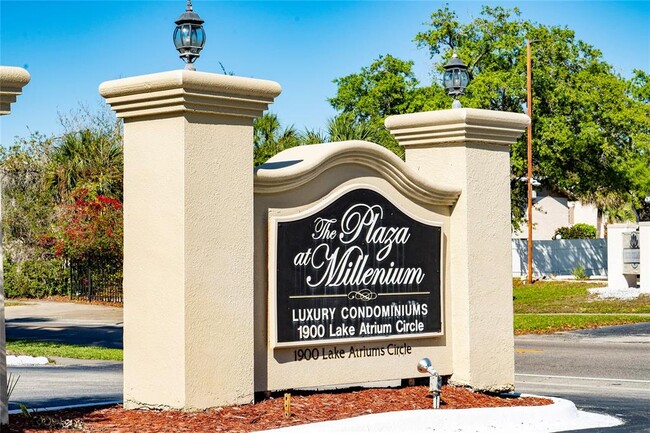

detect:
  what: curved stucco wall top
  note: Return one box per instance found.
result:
[254,140,461,207]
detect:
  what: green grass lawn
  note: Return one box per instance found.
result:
[7,339,123,362]
[513,279,650,334]
[4,301,33,307]
[513,279,650,314]
[514,314,649,335]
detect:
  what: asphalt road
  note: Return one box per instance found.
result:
[8,359,123,412]
[6,301,124,411]
[5,301,122,349]
[515,322,650,432]
[5,301,650,432]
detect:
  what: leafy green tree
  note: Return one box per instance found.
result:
[1,133,66,298]
[638,200,650,222]
[0,132,56,263]
[1,105,125,299]
[329,54,440,120]
[328,55,450,159]
[630,69,650,104]
[417,6,650,226]
[330,5,650,228]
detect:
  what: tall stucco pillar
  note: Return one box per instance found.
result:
[606,223,639,290]
[385,108,529,392]
[100,70,281,410]
[639,222,649,293]
[0,65,30,427]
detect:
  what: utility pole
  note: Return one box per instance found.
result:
[526,39,534,284]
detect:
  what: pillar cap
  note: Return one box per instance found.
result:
[0,66,30,115]
[100,69,281,120]
[385,108,530,148]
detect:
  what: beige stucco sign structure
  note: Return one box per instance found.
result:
[0,65,31,427]
[101,69,529,410]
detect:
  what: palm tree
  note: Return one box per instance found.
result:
[46,128,123,200]
[253,113,301,166]
[303,114,404,158]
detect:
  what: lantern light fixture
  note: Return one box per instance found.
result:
[173,0,206,71]
[443,51,471,108]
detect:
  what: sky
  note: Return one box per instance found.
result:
[1,0,649,146]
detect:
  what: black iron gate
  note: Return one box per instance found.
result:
[68,256,123,303]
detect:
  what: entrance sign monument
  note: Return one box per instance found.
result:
[101,69,529,410]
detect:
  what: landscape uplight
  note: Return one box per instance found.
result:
[443,51,470,109]
[417,358,442,409]
[173,0,206,71]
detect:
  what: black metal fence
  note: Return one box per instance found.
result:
[68,256,123,304]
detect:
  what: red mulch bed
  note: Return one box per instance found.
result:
[8,385,552,433]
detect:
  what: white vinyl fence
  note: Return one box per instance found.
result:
[512,239,607,278]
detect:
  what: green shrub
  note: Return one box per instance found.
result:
[571,264,588,280]
[4,258,68,298]
[554,223,597,239]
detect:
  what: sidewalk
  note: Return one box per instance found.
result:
[263,397,621,432]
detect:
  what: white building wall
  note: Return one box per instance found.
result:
[514,193,568,240]
[513,191,604,240]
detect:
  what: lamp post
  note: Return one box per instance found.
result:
[443,51,471,108]
[526,39,538,284]
[173,0,206,71]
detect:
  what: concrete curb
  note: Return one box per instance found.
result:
[262,397,622,433]
[7,355,49,366]
[8,401,122,415]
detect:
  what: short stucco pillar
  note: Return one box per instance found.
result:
[639,222,649,293]
[606,223,639,290]
[0,65,30,427]
[100,70,281,410]
[385,108,529,392]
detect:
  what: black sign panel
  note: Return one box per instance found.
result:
[273,188,442,346]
